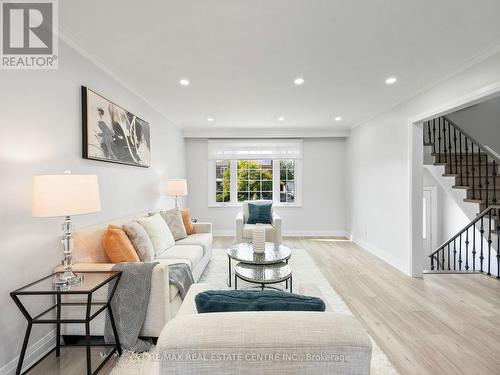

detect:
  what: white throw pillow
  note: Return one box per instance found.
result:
[136,214,175,256]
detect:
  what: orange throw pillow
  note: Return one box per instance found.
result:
[182,209,195,235]
[102,225,140,263]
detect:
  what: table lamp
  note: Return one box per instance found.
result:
[165,179,188,209]
[32,171,101,286]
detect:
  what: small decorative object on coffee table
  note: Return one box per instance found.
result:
[227,242,292,290]
[252,223,265,253]
[10,271,122,375]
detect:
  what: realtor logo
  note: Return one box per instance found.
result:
[1,0,58,69]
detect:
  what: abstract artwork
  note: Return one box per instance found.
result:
[82,86,151,167]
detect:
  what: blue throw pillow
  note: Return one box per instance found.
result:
[195,290,326,313]
[247,202,272,224]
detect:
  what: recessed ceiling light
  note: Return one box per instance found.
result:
[335,116,342,121]
[294,77,305,86]
[385,77,397,85]
[207,117,214,122]
[278,117,285,121]
[179,78,190,86]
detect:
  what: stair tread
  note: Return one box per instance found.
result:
[452,185,500,190]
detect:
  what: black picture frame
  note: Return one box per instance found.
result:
[82,86,151,168]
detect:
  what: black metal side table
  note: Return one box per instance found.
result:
[10,271,122,375]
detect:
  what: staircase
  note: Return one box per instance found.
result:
[423,116,500,277]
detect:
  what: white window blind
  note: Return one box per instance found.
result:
[208,139,303,160]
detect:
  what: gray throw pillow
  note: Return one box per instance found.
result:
[160,209,187,241]
[122,221,155,262]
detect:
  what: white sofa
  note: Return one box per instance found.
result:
[54,212,212,338]
[157,284,372,374]
[236,200,282,243]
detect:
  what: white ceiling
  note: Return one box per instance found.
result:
[60,0,500,130]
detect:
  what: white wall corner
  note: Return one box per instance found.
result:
[350,235,409,275]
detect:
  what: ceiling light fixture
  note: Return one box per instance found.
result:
[294,77,305,86]
[179,78,190,86]
[207,117,214,122]
[335,116,342,121]
[278,117,285,121]
[385,77,397,85]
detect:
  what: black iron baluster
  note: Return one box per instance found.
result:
[486,155,490,208]
[447,120,452,166]
[465,229,469,271]
[480,216,484,272]
[488,209,492,276]
[438,118,442,163]
[493,160,497,205]
[478,149,483,202]
[465,138,469,187]
[430,253,434,271]
[442,246,446,271]
[458,233,463,271]
[447,243,451,270]
[432,119,436,155]
[453,127,458,175]
[471,144,476,200]
[459,132,464,186]
[453,238,457,270]
[442,119,447,164]
[472,222,476,271]
[427,121,431,144]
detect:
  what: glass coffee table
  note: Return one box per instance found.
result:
[234,262,293,292]
[227,242,292,291]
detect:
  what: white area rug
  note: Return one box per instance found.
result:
[110,248,399,375]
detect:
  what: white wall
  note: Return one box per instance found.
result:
[0,40,185,372]
[346,50,500,275]
[423,169,470,248]
[185,138,347,236]
[447,96,500,155]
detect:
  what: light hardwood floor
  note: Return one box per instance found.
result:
[31,236,500,375]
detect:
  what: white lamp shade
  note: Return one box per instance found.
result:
[32,174,101,217]
[165,179,188,196]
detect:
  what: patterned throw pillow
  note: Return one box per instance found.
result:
[160,209,188,241]
[122,221,155,262]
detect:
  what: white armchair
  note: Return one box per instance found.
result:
[235,200,282,243]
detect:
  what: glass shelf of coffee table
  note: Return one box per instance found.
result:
[234,262,292,292]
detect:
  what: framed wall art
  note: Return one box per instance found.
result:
[82,86,151,167]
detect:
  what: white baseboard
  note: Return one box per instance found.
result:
[212,230,349,238]
[0,330,56,375]
[350,235,409,275]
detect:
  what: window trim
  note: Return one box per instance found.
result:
[208,159,302,207]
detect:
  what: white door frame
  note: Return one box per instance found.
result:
[408,81,500,277]
[423,186,438,255]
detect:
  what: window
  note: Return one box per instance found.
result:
[215,160,230,202]
[237,160,273,201]
[208,140,302,206]
[280,160,295,203]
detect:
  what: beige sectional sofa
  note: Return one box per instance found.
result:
[55,212,212,338]
[157,284,373,374]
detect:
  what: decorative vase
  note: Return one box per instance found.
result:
[253,223,266,253]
